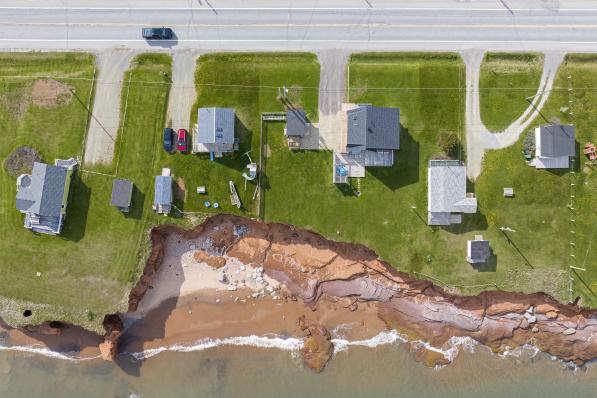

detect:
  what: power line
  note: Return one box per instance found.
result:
[2,74,596,92]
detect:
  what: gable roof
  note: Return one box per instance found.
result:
[16,162,68,217]
[197,107,235,145]
[346,105,400,152]
[153,175,172,206]
[111,179,133,207]
[537,124,575,157]
[285,109,309,137]
[427,160,477,213]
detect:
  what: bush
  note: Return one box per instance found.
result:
[437,132,460,158]
[3,146,42,177]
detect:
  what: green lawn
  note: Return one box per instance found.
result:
[265,52,596,305]
[0,53,171,331]
[478,54,597,306]
[157,53,320,218]
[265,53,488,290]
[479,52,544,132]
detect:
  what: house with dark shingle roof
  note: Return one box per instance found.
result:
[15,159,77,235]
[532,124,575,169]
[333,104,400,184]
[467,235,491,264]
[193,107,236,156]
[111,179,133,212]
[427,160,477,226]
[284,109,309,149]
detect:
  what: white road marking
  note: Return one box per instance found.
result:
[1,39,597,44]
[0,7,594,11]
[0,23,595,29]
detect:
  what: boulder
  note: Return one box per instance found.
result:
[298,316,333,372]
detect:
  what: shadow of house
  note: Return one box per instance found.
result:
[61,174,91,242]
[472,253,497,272]
[334,178,359,197]
[441,207,488,234]
[209,115,252,173]
[124,185,145,220]
[368,124,419,190]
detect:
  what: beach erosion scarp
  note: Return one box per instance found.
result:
[2,214,597,372]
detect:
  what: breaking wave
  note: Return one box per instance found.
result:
[125,330,411,361]
[0,344,99,361]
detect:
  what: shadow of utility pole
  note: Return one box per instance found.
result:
[499,228,534,269]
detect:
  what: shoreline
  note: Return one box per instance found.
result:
[1,214,596,372]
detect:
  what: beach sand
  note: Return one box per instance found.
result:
[118,230,388,357]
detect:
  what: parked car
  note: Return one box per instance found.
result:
[177,129,188,152]
[163,128,174,152]
[142,27,173,40]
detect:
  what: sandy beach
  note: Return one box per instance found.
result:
[122,229,387,356]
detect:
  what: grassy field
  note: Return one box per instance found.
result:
[479,52,544,132]
[265,53,488,289]
[0,53,171,331]
[265,52,596,305]
[157,53,320,218]
[478,54,597,306]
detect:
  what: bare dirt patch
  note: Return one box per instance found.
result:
[0,79,73,120]
[30,79,73,108]
[3,146,42,177]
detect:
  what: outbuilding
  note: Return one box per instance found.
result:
[467,235,491,264]
[153,170,173,215]
[110,179,133,212]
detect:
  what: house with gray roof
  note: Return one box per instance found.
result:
[153,175,173,215]
[111,179,133,212]
[15,159,77,235]
[193,107,236,156]
[427,160,477,226]
[531,124,575,169]
[467,235,491,264]
[333,104,400,184]
[284,109,309,149]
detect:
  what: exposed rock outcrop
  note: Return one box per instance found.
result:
[298,316,333,372]
[99,314,124,361]
[135,214,597,367]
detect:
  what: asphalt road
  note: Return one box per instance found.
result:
[2,0,597,52]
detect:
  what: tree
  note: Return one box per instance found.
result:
[437,132,460,158]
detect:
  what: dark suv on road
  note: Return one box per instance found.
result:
[142,27,173,40]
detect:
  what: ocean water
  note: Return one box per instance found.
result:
[1,339,596,398]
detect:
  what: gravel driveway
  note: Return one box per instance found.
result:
[167,50,199,131]
[462,50,564,179]
[83,49,135,166]
[315,50,349,152]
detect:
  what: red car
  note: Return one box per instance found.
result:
[177,129,187,152]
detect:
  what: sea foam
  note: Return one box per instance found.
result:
[127,335,304,360]
[0,344,99,361]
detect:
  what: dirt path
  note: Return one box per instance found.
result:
[462,50,564,179]
[315,50,349,151]
[83,49,135,166]
[167,50,199,131]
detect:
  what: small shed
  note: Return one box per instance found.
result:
[153,175,173,215]
[467,235,491,264]
[111,179,133,212]
[503,188,514,197]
